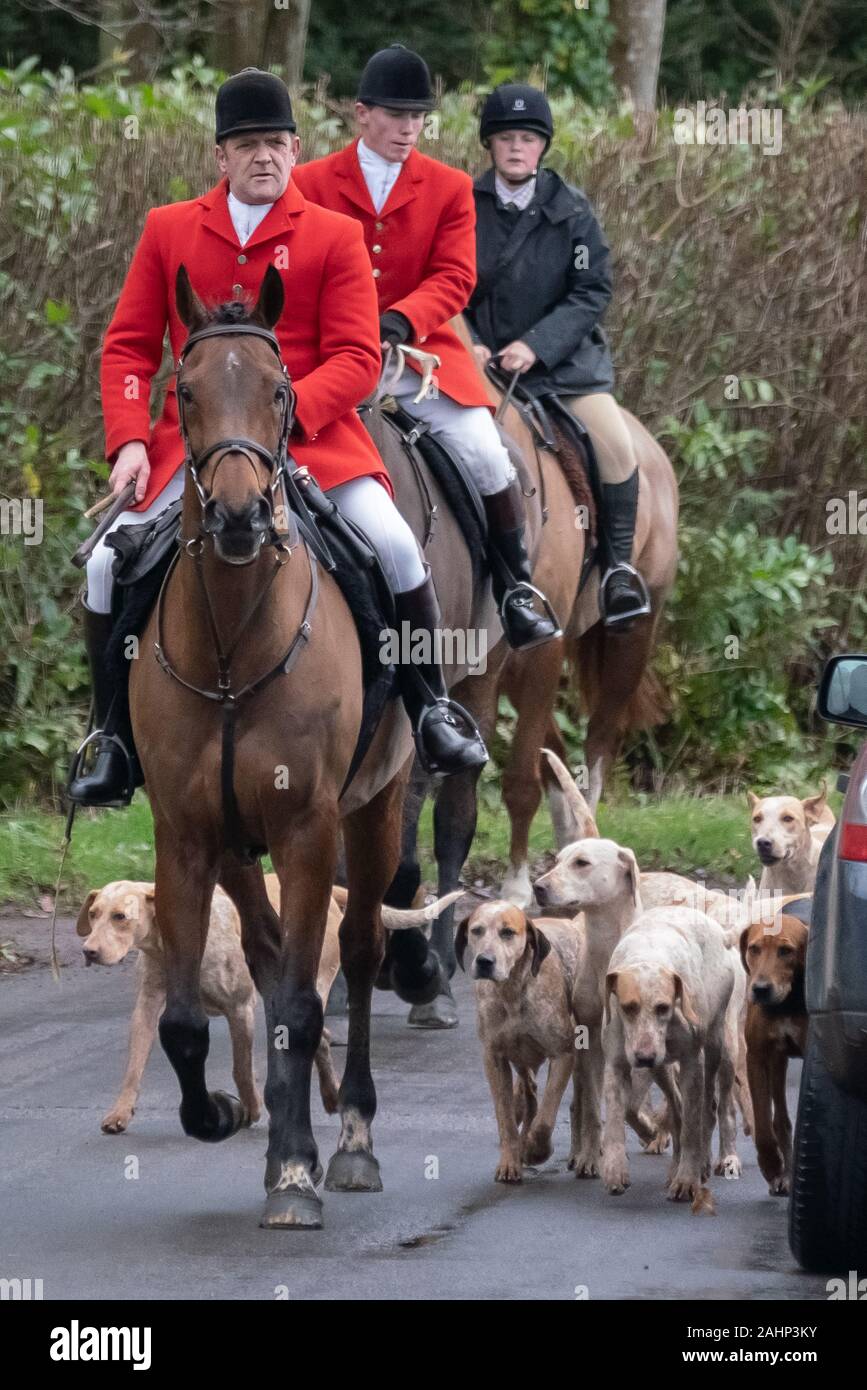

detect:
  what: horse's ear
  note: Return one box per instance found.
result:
[175,265,207,331]
[253,264,284,330]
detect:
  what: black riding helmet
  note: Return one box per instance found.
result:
[215,68,296,142]
[479,83,554,152]
[357,43,436,111]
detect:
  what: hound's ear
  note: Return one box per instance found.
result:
[454,914,471,972]
[175,264,207,331]
[604,971,618,1024]
[672,972,700,1026]
[747,790,760,812]
[802,782,828,825]
[739,926,751,974]
[527,922,552,977]
[253,263,284,330]
[76,890,97,938]
[617,847,641,907]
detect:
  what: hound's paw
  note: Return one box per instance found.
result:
[667,1168,701,1202]
[601,1155,630,1194]
[101,1107,133,1134]
[244,1094,263,1126]
[768,1174,790,1196]
[569,1150,600,1179]
[522,1125,553,1166]
[642,1129,671,1155]
[714,1153,742,1179]
[495,1153,523,1184]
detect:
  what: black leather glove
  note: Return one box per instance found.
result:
[379,311,413,347]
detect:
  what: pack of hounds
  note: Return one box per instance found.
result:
[76,755,833,1213]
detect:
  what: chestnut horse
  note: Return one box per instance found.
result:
[131,267,515,1227]
[384,317,679,1026]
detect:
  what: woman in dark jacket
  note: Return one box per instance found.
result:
[466,84,649,626]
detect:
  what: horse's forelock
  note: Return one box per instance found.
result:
[202,296,257,326]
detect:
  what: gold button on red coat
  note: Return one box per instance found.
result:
[237,254,248,264]
[372,244,382,254]
[372,268,381,279]
[375,221,384,231]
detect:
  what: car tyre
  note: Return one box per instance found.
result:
[789,1026,867,1271]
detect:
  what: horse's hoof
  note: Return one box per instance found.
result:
[324,1149,383,1192]
[260,1188,323,1229]
[180,1090,245,1142]
[407,993,458,1029]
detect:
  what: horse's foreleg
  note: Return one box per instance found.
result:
[259,814,337,1230]
[379,755,442,1005]
[326,769,407,1193]
[155,833,246,1143]
[500,637,565,908]
[384,754,430,909]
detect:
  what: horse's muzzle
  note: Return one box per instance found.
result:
[203,494,272,564]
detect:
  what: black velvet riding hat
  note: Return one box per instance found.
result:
[357,44,436,111]
[215,68,297,142]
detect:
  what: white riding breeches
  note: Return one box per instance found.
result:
[326,475,426,593]
[85,465,186,614]
[388,364,516,496]
[84,468,426,616]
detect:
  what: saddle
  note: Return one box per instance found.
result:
[103,467,398,800]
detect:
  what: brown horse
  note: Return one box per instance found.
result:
[130,266,501,1227]
[385,317,678,1025]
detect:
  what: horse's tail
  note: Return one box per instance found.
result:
[565,626,669,734]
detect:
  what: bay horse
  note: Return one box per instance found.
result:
[383,317,679,1026]
[130,266,511,1227]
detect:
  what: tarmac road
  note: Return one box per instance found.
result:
[0,915,831,1302]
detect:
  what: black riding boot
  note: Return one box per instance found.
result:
[67,605,136,807]
[482,483,561,649]
[598,470,651,630]
[393,570,488,775]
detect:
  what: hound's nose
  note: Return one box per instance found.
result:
[751,981,772,1002]
[634,1052,656,1068]
[474,954,495,978]
[82,946,99,966]
[534,883,548,906]
[756,837,774,857]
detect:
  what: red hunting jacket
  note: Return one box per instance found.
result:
[294,140,492,411]
[101,177,389,512]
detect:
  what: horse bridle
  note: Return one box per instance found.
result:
[155,319,318,864]
[176,320,295,519]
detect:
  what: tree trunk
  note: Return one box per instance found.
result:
[208,0,270,72]
[266,0,312,86]
[99,1,162,81]
[608,0,667,111]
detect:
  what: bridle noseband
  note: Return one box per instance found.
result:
[176,320,295,518]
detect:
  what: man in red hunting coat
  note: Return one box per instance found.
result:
[294,45,560,654]
[70,67,486,807]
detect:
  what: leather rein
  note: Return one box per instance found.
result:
[153,319,319,862]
